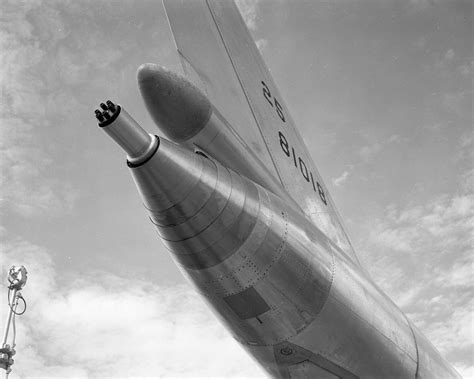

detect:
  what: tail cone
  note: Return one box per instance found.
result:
[129,136,260,270]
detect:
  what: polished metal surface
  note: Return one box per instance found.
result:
[163,0,360,268]
[136,64,298,209]
[98,103,460,377]
[98,102,158,166]
[96,0,461,377]
[137,64,212,142]
[412,324,461,379]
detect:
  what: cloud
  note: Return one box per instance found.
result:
[0,1,133,219]
[256,38,268,53]
[359,142,383,162]
[459,168,473,194]
[358,134,400,162]
[405,0,445,13]
[444,48,455,61]
[441,90,469,117]
[0,118,78,218]
[235,0,261,31]
[433,48,457,70]
[332,170,349,187]
[0,1,81,218]
[0,235,268,378]
[360,170,473,373]
[458,60,473,77]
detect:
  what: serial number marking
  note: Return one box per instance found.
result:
[260,80,327,206]
[279,131,328,206]
[261,80,285,122]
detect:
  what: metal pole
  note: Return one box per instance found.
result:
[1,288,17,348]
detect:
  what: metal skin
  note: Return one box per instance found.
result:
[137,64,298,210]
[97,104,460,378]
[95,2,459,377]
[162,0,360,267]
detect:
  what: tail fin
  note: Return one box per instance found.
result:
[163,0,360,265]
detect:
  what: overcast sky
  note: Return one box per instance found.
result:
[0,0,472,377]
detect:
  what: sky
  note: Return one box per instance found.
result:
[0,0,472,377]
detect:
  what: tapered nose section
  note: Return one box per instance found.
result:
[137,63,212,142]
[130,138,214,221]
[129,137,260,270]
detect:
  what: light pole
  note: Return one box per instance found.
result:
[0,266,27,377]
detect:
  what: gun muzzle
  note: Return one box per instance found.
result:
[94,100,159,167]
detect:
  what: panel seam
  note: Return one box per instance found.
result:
[204,0,285,188]
[404,316,420,379]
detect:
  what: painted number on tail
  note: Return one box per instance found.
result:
[261,81,285,122]
[278,131,327,206]
[260,80,327,206]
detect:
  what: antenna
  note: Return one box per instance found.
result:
[1,266,27,378]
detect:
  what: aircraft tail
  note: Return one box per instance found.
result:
[162,0,360,265]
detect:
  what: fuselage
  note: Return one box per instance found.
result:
[94,1,460,376]
[96,101,460,377]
